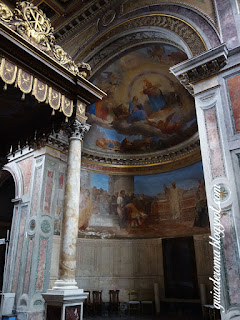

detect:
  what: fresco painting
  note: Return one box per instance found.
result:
[78,162,210,239]
[84,44,197,154]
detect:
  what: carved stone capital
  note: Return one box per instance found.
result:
[170,44,228,94]
[63,119,90,140]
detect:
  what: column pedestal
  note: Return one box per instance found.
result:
[42,290,88,320]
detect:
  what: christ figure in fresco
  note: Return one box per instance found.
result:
[142,79,167,113]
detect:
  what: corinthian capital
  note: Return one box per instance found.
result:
[63,119,90,140]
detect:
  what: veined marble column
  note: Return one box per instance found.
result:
[43,119,90,320]
[53,119,90,290]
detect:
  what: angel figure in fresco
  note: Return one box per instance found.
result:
[142,79,167,113]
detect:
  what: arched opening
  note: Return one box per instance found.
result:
[0,170,15,291]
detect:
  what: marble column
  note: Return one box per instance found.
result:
[53,119,90,290]
[43,119,90,320]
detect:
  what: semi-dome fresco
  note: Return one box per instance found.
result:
[84,43,197,155]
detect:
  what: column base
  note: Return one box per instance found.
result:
[42,288,88,320]
[52,279,78,290]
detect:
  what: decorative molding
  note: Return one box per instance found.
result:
[0,1,90,78]
[170,44,228,94]
[78,14,206,62]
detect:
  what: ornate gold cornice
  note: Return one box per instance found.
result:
[81,146,201,175]
[0,1,91,78]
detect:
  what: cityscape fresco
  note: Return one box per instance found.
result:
[77,162,210,239]
[83,43,197,154]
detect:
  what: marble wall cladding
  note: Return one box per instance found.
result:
[215,0,239,49]
[227,74,240,132]
[50,235,211,302]
[205,107,225,179]
[11,205,27,293]
[221,212,240,305]
[4,206,18,292]
[31,165,42,216]
[44,170,54,215]
[23,238,34,293]
[18,156,33,195]
[36,239,48,292]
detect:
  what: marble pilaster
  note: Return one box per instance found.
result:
[170,44,240,320]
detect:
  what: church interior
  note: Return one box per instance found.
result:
[1,0,240,319]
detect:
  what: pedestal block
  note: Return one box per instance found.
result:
[42,289,88,320]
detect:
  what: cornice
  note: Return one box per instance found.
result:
[170,43,228,94]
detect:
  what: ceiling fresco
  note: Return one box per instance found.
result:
[83,43,197,156]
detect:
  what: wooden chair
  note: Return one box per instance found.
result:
[128,290,140,315]
[109,290,120,314]
[83,290,91,317]
[92,290,103,315]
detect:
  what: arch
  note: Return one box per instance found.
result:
[74,3,221,65]
[3,162,24,200]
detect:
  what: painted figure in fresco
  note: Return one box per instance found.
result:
[169,182,181,219]
[147,44,165,62]
[128,96,147,123]
[142,80,167,113]
[194,180,209,227]
[194,199,209,228]
[117,190,127,228]
[79,189,93,230]
[125,198,147,228]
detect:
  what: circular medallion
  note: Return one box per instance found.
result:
[102,10,116,26]
[41,220,51,234]
[29,218,36,231]
[213,184,230,203]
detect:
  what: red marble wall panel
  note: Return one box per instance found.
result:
[18,157,33,195]
[23,238,33,293]
[205,108,225,178]
[228,75,240,132]
[59,172,64,189]
[44,171,54,215]
[11,206,26,293]
[221,213,240,304]
[36,239,47,292]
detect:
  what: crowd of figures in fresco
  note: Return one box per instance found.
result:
[53,163,210,238]
[78,175,209,238]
